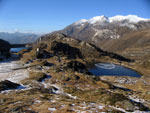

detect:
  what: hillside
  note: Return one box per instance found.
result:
[101,29,150,60]
[35,33,132,63]
[105,29,150,51]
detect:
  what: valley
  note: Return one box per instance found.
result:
[0,32,150,112]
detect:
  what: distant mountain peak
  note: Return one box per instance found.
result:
[88,15,109,24]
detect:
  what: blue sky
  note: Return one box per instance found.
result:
[0,0,150,34]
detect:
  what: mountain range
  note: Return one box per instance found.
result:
[1,15,150,112]
[57,15,150,50]
[0,32,39,44]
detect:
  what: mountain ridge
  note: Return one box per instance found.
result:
[0,32,39,44]
[73,15,150,26]
[55,15,150,49]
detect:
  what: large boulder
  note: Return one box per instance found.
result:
[0,80,21,92]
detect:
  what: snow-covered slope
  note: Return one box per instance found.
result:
[88,15,109,24]
[74,19,88,25]
[73,15,149,26]
[109,15,149,23]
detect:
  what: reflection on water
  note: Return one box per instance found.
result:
[89,63,141,77]
[10,47,26,53]
[95,63,115,69]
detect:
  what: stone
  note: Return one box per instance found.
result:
[0,80,21,92]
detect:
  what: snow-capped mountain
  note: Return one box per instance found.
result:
[73,15,149,25]
[58,15,150,47]
[109,15,148,23]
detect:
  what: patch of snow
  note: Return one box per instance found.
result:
[48,108,56,111]
[65,93,77,99]
[120,23,137,30]
[88,15,109,24]
[6,70,29,83]
[99,105,105,109]
[81,111,87,113]
[109,105,127,112]
[34,100,41,104]
[0,61,29,83]
[129,96,145,103]
[73,19,88,25]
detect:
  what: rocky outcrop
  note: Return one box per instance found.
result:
[0,39,11,59]
[50,41,83,59]
[0,80,21,92]
[63,61,91,74]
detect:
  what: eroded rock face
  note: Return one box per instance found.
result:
[0,80,20,92]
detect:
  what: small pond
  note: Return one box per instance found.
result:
[10,47,26,53]
[89,63,141,77]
